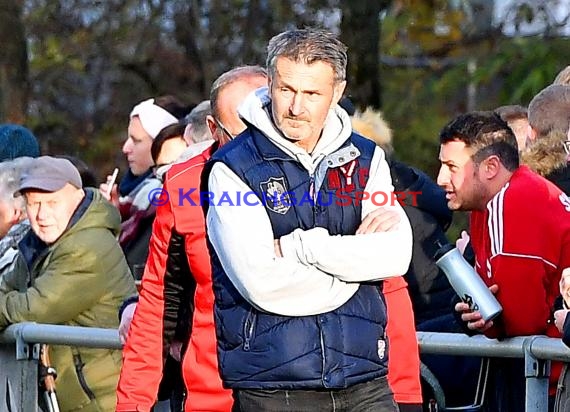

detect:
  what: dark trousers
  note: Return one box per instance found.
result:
[233,376,398,412]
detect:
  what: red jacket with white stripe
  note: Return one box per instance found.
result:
[470,166,570,392]
[116,145,233,412]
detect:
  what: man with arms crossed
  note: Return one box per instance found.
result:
[205,28,412,411]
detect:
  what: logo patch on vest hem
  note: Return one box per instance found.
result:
[377,339,386,360]
[260,177,291,215]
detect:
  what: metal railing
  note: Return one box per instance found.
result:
[2,323,570,411]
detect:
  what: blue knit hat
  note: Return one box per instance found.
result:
[0,124,40,162]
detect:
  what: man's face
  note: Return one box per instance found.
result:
[269,57,346,152]
[437,140,487,211]
[122,116,154,176]
[25,184,84,244]
[213,75,268,146]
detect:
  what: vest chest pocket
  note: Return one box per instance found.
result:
[243,309,257,351]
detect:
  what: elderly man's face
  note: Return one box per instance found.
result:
[269,57,346,152]
[25,184,84,244]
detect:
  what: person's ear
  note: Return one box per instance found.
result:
[527,124,538,141]
[481,155,501,179]
[11,207,22,225]
[332,80,347,107]
[206,115,217,139]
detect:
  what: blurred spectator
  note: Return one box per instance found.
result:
[521,130,568,189]
[151,123,188,180]
[0,158,33,279]
[0,156,136,412]
[494,105,529,150]
[57,155,98,188]
[553,65,570,86]
[555,268,570,349]
[526,84,570,194]
[99,95,190,277]
[151,100,215,182]
[528,85,570,141]
[183,100,213,144]
[0,124,40,161]
[116,65,267,412]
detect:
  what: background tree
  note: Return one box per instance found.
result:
[0,0,28,123]
[340,0,389,108]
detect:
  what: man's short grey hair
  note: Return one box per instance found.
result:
[210,65,268,119]
[266,28,348,83]
[185,100,212,143]
[528,84,570,137]
[553,66,570,86]
[0,157,32,214]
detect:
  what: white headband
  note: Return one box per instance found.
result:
[130,98,179,139]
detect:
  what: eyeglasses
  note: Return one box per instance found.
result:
[563,140,570,156]
[214,118,236,140]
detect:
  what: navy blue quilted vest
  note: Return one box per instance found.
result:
[207,126,389,389]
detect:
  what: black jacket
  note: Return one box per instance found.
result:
[389,160,457,325]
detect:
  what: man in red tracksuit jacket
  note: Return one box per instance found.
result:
[439,111,570,411]
[116,66,268,412]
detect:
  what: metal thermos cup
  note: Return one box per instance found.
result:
[435,243,503,322]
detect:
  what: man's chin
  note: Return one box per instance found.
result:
[36,231,60,244]
[446,200,461,211]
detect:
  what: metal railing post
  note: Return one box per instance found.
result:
[524,336,550,412]
[0,336,39,411]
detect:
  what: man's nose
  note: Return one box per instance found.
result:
[436,167,449,187]
[122,139,132,154]
[289,93,304,116]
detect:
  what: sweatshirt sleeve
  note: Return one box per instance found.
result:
[206,162,359,317]
[279,146,413,282]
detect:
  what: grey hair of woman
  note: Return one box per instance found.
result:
[266,28,348,82]
[0,157,33,214]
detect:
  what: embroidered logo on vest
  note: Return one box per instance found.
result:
[260,177,291,215]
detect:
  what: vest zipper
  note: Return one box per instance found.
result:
[243,310,256,351]
[320,324,327,385]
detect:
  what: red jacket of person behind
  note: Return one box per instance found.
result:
[116,144,233,412]
[384,276,423,405]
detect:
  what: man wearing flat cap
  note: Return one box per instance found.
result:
[0,156,136,412]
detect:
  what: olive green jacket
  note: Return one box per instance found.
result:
[0,189,136,412]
